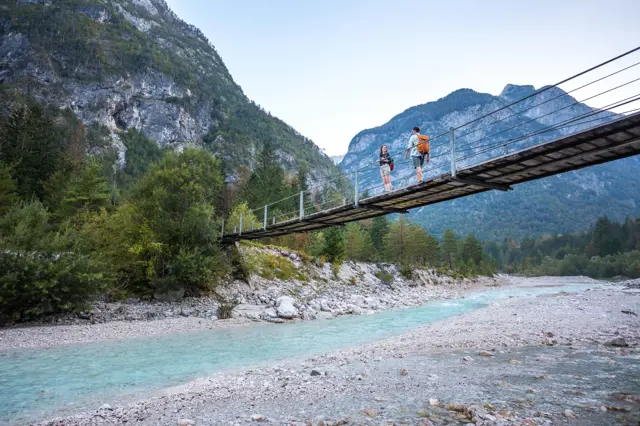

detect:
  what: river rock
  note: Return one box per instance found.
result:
[262,307,278,319]
[276,296,299,319]
[319,299,333,312]
[180,308,195,317]
[345,304,363,315]
[177,419,195,426]
[350,295,366,307]
[251,414,266,422]
[364,297,380,309]
[606,337,629,347]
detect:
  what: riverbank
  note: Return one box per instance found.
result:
[39,277,640,426]
[0,259,502,351]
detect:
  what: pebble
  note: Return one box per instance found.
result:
[462,356,474,362]
[478,351,494,357]
[564,409,576,418]
[362,408,377,418]
[607,337,629,347]
[251,414,266,422]
[177,420,195,426]
[399,369,409,376]
[428,398,440,406]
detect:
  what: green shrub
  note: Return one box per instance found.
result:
[0,201,107,322]
[375,270,394,284]
[217,302,238,319]
[399,263,413,279]
[254,251,306,281]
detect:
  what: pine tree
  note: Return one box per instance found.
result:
[0,105,65,199]
[322,226,346,264]
[370,216,389,255]
[461,233,483,265]
[61,158,111,216]
[119,129,164,187]
[383,218,412,265]
[344,223,375,262]
[297,167,308,193]
[441,229,458,269]
[423,232,440,266]
[0,163,17,215]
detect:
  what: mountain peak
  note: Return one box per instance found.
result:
[499,84,536,101]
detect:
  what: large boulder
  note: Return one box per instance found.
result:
[275,296,299,319]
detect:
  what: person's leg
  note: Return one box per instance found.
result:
[384,175,391,191]
[416,166,422,182]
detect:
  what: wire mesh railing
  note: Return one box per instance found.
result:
[223,46,640,237]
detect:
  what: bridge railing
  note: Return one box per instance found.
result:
[223,46,640,238]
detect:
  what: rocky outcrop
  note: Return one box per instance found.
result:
[0,0,338,179]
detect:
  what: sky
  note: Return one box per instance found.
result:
[165,0,640,156]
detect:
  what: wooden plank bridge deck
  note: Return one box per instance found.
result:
[222,112,640,244]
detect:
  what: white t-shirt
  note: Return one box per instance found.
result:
[407,134,420,157]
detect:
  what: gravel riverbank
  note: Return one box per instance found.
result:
[39,277,640,426]
[0,262,502,351]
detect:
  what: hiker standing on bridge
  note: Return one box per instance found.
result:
[405,126,430,183]
[377,144,393,192]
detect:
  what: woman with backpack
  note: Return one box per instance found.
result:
[377,144,393,192]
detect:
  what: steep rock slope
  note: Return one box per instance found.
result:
[0,0,338,178]
[341,85,640,239]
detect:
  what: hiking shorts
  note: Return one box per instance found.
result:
[412,155,424,169]
[380,164,391,177]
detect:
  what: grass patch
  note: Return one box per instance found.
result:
[375,270,394,283]
[254,251,307,281]
[217,302,238,319]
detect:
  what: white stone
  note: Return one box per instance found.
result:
[276,296,299,319]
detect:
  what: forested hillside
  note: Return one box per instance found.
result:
[486,216,640,278]
[0,0,339,178]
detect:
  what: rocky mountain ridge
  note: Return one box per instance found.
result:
[0,0,338,178]
[340,84,640,239]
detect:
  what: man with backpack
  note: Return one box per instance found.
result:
[404,126,430,183]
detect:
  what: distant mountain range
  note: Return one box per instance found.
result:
[340,85,640,240]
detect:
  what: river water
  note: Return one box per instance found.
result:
[0,281,603,424]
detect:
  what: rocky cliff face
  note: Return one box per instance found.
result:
[0,0,337,178]
[340,85,640,239]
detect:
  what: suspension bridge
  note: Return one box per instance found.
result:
[220,47,640,244]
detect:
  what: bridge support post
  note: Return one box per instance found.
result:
[264,205,268,230]
[450,127,456,177]
[239,213,243,235]
[299,191,304,219]
[221,218,225,238]
[504,144,509,155]
[354,170,359,208]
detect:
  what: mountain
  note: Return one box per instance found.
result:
[340,85,640,240]
[0,0,338,179]
[330,154,345,165]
